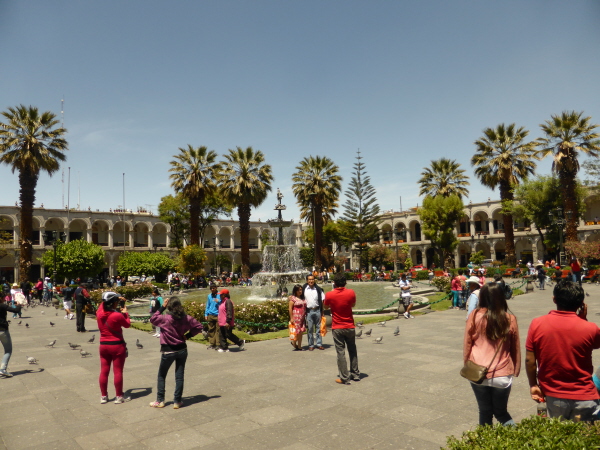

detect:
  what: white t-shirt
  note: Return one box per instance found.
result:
[399,279,411,297]
[304,285,322,309]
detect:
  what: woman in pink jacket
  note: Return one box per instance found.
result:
[217,289,245,353]
[463,283,521,426]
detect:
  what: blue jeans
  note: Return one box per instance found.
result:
[157,348,188,403]
[306,309,322,348]
[470,383,515,426]
[0,329,12,370]
[546,396,599,421]
[451,290,460,308]
[572,271,582,286]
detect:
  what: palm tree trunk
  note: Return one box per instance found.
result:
[19,170,37,282]
[313,203,323,270]
[561,168,579,242]
[499,180,516,266]
[238,203,251,278]
[189,196,200,246]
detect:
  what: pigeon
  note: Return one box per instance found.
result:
[68,342,81,350]
[55,312,58,316]
[46,340,56,348]
[356,321,364,328]
[87,334,95,344]
[393,326,400,336]
[365,329,372,337]
[80,350,92,358]
[355,329,363,338]
[136,339,143,349]
[25,323,29,328]
[374,336,383,344]
[17,321,21,326]
[377,321,386,327]
[202,330,209,340]
[586,292,590,297]
[26,356,38,364]
[49,321,55,327]
[41,311,45,315]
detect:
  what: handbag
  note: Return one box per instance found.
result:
[320,315,327,337]
[84,303,96,315]
[288,322,296,341]
[460,332,506,384]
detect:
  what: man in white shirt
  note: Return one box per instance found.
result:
[303,274,326,351]
[398,273,414,319]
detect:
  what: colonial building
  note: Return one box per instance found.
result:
[374,196,600,270]
[0,206,304,282]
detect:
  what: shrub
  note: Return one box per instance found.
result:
[183,298,290,334]
[89,285,154,303]
[431,276,451,292]
[444,415,600,450]
[415,270,430,281]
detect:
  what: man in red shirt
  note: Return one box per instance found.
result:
[526,280,600,421]
[324,273,360,385]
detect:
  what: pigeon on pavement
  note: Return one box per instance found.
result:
[356,329,363,338]
[49,321,55,327]
[374,336,383,344]
[377,321,386,327]
[80,350,92,358]
[87,334,95,344]
[46,340,57,348]
[25,323,29,328]
[26,356,38,364]
[68,342,81,350]
[356,321,364,328]
[365,329,372,337]
[41,311,45,315]
[393,326,400,336]
[18,321,22,325]
[136,339,143,349]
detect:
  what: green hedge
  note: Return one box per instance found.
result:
[445,415,600,449]
[415,270,430,281]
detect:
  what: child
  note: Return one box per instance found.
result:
[149,288,163,337]
[217,289,245,353]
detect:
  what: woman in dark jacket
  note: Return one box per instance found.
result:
[0,293,22,377]
[149,297,203,409]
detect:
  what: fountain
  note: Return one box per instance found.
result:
[251,189,307,297]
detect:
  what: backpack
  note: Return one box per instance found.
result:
[504,283,513,300]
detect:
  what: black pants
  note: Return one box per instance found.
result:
[76,303,87,332]
[219,325,241,349]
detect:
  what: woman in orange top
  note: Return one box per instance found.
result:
[463,283,521,426]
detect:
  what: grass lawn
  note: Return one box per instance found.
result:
[130,313,397,343]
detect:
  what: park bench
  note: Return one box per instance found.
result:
[503,268,515,278]
[583,270,598,283]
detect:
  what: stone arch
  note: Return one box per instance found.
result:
[458,214,470,236]
[457,242,472,267]
[43,217,67,244]
[494,241,506,262]
[249,228,260,249]
[409,220,422,242]
[203,225,218,249]
[515,238,533,263]
[92,220,110,246]
[491,208,504,234]
[68,218,88,242]
[0,215,15,243]
[133,222,149,247]
[395,223,408,242]
[473,211,490,234]
[113,221,131,247]
[152,223,168,248]
[218,226,233,249]
[474,242,491,259]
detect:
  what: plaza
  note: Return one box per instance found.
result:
[1,283,598,449]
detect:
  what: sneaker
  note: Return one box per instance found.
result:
[239,340,245,351]
[409,314,415,319]
[100,396,108,404]
[217,348,229,353]
[114,396,131,404]
[69,314,74,320]
[155,334,160,338]
[173,401,183,409]
[0,369,13,378]
[149,401,165,408]
[335,378,351,385]
[64,315,69,319]
[403,312,409,319]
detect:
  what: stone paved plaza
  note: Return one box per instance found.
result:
[1,283,599,450]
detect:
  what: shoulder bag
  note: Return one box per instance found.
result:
[460,334,506,384]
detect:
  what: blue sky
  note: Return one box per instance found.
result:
[1,1,600,222]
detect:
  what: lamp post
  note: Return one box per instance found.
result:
[212,238,218,276]
[548,207,571,267]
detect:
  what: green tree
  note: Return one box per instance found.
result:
[341,151,380,269]
[368,244,395,269]
[158,193,190,250]
[537,111,600,241]
[176,244,207,275]
[292,155,342,270]
[418,158,470,199]
[116,251,175,279]
[0,105,68,281]
[508,175,586,258]
[418,195,464,268]
[220,147,273,277]
[169,145,221,246]
[472,123,538,265]
[40,239,104,282]
[298,247,314,268]
[197,191,233,244]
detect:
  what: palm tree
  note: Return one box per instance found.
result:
[0,105,68,282]
[418,158,470,199]
[472,123,538,265]
[292,156,342,270]
[169,145,220,246]
[220,147,273,277]
[537,111,600,241]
